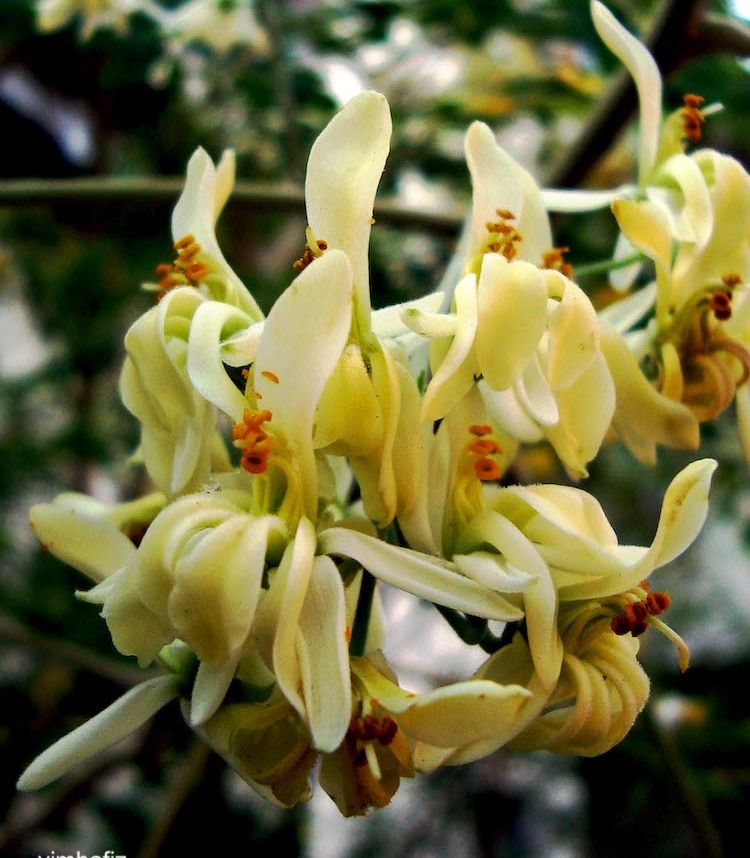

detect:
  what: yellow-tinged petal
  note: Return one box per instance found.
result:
[319,527,522,621]
[611,198,673,326]
[167,514,281,665]
[352,658,530,748]
[305,91,391,335]
[268,516,317,722]
[542,353,615,479]
[255,250,353,520]
[600,324,699,464]
[545,271,599,390]
[476,256,547,390]
[29,501,137,584]
[558,458,716,601]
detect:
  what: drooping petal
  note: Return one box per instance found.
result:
[611,198,673,326]
[167,514,281,665]
[513,354,559,427]
[17,675,181,790]
[652,153,712,249]
[352,658,530,748]
[558,458,716,601]
[591,1,662,181]
[459,511,562,689]
[545,271,599,390]
[600,324,700,464]
[476,256,548,390]
[305,91,391,333]
[190,658,239,726]
[29,501,136,584]
[255,251,353,519]
[541,353,615,479]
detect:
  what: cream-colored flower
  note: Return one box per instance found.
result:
[158,0,269,55]
[405,121,613,477]
[600,156,750,463]
[36,0,143,38]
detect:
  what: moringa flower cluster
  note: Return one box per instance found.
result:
[19,1,747,818]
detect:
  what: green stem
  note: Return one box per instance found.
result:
[349,570,376,658]
[574,252,646,279]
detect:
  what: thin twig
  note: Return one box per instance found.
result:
[644,705,724,858]
[137,740,211,858]
[0,176,465,233]
[0,611,152,687]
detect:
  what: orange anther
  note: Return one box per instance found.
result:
[475,457,501,481]
[261,370,280,384]
[722,273,742,286]
[646,591,671,616]
[469,424,493,436]
[173,234,196,250]
[496,209,515,220]
[469,438,501,455]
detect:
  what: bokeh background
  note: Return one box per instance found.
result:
[1,0,749,855]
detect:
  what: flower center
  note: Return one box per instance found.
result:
[481,209,522,261]
[542,246,573,279]
[154,234,210,300]
[656,273,750,421]
[293,226,328,272]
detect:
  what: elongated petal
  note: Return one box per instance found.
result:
[17,675,181,790]
[255,251,353,518]
[188,301,255,420]
[541,186,634,212]
[305,91,391,332]
[591,1,661,181]
[270,517,316,721]
[461,512,562,689]
[30,502,136,584]
[319,527,522,621]
[598,281,656,332]
[476,256,547,390]
[296,556,351,751]
[373,293,445,338]
[454,552,535,599]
